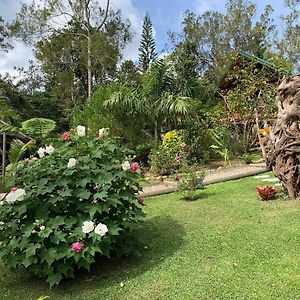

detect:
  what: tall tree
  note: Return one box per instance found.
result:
[138,13,157,73]
[0,16,12,52]
[10,0,131,99]
[275,0,300,72]
[170,0,275,83]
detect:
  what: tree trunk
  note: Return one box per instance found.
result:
[267,76,300,199]
[154,122,160,148]
[87,32,92,99]
[2,133,6,184]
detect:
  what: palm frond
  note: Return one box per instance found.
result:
[0,121,19,135]
[104,87,146,115]
[8,139,35,165]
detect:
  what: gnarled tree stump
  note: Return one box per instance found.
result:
[267,76,300,199]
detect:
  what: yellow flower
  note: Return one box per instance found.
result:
[163,131,178,144]
[258,127,270,136]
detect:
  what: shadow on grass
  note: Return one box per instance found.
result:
[0,215,185,298]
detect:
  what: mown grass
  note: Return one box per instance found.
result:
[1,175,300,299]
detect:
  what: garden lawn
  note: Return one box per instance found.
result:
[1,175,300,299]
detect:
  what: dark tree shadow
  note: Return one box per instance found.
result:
[2,216,185,298]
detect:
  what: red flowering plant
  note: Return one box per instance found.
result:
[256,185,277,200]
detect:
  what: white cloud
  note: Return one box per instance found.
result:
[194,0,223,14]
[0,41,34,77]
[0,0,142,76]
[0,0,35,77]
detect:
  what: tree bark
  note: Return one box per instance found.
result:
[87,32,92,99]
[267,76,300,199]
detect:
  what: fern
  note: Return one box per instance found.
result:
[21,118,56,139]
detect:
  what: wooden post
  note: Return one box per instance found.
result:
[2,132,6,184]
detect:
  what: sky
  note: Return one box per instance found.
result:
[0,0,289,77]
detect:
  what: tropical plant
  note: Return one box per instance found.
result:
[0,128,145,287]
[21,118,56,140]
[210,129,230,166]
[256,185,277,200]
[105,59,192,145]
[6,139,36,180]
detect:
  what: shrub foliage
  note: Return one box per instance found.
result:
[0,130,145,287]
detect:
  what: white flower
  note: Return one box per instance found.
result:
[37,147,45,158]
[40,225,45,231]
[0,221,4,226]
[94,223,108,236]
[99,128,105,137]
[5,188,26,204]
[67,158,77,168]
[45,145,55,155]
[76,125,86,136]
[82,221,94,233]
[122,161,130,171]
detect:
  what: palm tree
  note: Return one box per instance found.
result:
[105,59,192,145]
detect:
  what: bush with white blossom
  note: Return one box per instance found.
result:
[0,127,145,287]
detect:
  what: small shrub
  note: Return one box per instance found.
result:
[177,165,205,201]
[0,128,145,287]
[149,131,185,175]
[256,185,277,200]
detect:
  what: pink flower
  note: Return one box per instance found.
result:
[71,242,83,253]
[138,197,145,206]
[24,158,30,166]
[62,132,70,141]
[130,162,139,171]
[175,154,181,163]
[11,187,17,192]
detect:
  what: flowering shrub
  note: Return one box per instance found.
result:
[256,185,277,200]
[0,128,145,287]
[177,166,205,201]
[149,131,186,175]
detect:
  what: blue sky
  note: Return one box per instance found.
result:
[131,0,287,57]
[0,0,290,76]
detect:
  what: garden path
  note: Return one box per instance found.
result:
[0,162,267,201]
[140,162,267,197]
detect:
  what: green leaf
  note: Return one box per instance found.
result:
[41,248,57,265]
[25,243,41,258]
[60,189,72,197]
[57,262,70,277]
[77,258,92,271]
[77,190,91,200]
[50,231,66,244]
[88,204,104,219]
[7,255,18,268]
[47,273,63,288]
[94,191,108,199]
[47,216,65,227]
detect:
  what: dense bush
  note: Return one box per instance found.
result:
[135,143,153,166]
[0,128,145,287]
[149,131,186,175]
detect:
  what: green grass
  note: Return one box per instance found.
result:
[1,175,300,299]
